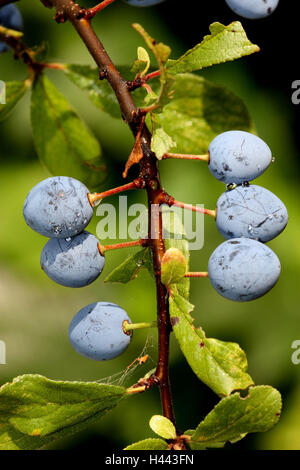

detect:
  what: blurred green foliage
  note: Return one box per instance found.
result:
[0,1,299,450]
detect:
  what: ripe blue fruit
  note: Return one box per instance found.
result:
[208,131,272,185]
[208,238,281,302]
[0,4,23,53]
[68,302,132,361]
[122,0,165,6]
[225,0,279,19]
[40,231,105,288]
[216,185,288,243]
[23,176,93,239]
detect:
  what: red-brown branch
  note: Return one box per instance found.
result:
[41,0,177,431]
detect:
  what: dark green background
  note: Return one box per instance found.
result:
[0,0,299,450]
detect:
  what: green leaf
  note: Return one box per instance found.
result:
[167,21,259,75]
[187,386,282,449]
[153,73,255,155]
[151,128,176,160]
[161,248,187,286]
[170,289,194,324]
[0,80,29,121]
[0,421,50,451]
[31,74,107,190]
[149,415,176,440]
[170,294,254,396]
[104,248,153,283]
[125,438,169,450]
[0,374,126,450]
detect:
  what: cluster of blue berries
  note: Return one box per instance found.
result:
[23,176,133,361]
[207,130,287,302]
[19,0,284,363]
[0,4,23,53]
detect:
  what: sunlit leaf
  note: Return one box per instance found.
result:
[187,386,282,449]
[149,415,176,440]
[151,128,176,160]
[0,374,126,450]
[170,294,254,396]
[167,22,259,75]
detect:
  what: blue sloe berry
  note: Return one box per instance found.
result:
[40,231,105,288]
[68,302,132,361]
[208,238,281,302]
[225,0,279,19]
[0,4,23,53]
[208,131,272,184]
[23,176,93,239]
[216,185,288,242]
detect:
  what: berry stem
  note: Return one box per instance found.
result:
[143,70,161,81]
[98,239,147,255]
[163,152,209,162]
[184,272,209,278]
[88,178,144,206]
[172,200,216,218]
[82,0,116,19]
[142,83,154,95]
[123,320,157,334]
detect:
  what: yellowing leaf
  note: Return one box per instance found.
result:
[161,248,187,286]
